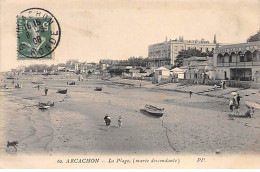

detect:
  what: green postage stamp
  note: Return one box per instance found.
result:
[17,8,61,59]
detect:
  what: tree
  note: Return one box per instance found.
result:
[247,29,260,42]
[127,56,147,67]
[174,49,203,67]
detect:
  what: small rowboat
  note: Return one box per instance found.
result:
[69,82,75,85]
[95,87,102,91]
[32,81,45,85]
[145,104,164,111]
[140,104,164,117]
[6,77,15,79]
[39,105,50,110]
[38,101,54,107]
[140,108,163,117]
[57,89,67,94]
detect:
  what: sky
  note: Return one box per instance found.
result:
[0,0,260,71]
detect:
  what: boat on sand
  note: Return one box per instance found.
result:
[57,89,67,94]
[32,81,45,85]
[140,104,164,117]
[145,104,164,111]
[6,77,15,79]
[95,87,102,91]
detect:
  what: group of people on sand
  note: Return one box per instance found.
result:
[104,115,122,130]
[229,93,254,118]
[213,81,227,90]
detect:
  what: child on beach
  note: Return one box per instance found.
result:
[232,95,239,115]
[234,105,240,116]
[229,98,234,111]
[189,90,192,98]
[104,115,111,131]
[104,115,111,125]
[244,105,254,118]
[118,116,122,128]
[44,87,48,96]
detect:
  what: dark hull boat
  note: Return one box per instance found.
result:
[140,109,163,117]
[95,87,102,91]
[57,89,67,94]
[6,77,15,79]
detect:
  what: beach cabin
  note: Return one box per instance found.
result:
[170,68,184,79]
[154,67,170,82]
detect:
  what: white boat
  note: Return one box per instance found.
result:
[38,105,50,109]
[32,81,45,85]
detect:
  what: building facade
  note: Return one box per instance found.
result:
[214,41,260,82]
[147,37,217,68]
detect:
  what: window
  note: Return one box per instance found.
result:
[253,50,260,62]
[245,51,252,62]
[239,52,245,62]
[217,54,223,63]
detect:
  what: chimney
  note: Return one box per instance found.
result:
[213,34,217,44]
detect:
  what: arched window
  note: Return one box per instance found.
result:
[224,53,231,63]
[217,54,223,63]
[231,52,236,63]
[253,50,260,62]
[238,51,244,62]
[244,51,252,62]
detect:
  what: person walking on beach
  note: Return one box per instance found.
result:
[104,115,111,130]
[37,85,40,90]
[232,95,239,115]
[118,116,122,128]
[237,94,241,106]
[234,104,240,116]
[44,87,48,96]
[189,90,192,98]
[223,81,226,89]
[229,98,234,112]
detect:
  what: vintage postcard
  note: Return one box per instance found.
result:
[0,0,259,169]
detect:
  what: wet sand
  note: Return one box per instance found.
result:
[0,73,259,155]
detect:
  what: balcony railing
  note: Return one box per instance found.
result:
[217,61,260,67]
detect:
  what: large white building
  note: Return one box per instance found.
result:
[147,36,218,68]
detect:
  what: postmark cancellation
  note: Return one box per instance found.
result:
[16,8,61,60]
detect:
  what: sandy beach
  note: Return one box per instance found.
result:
[0,73,259,155]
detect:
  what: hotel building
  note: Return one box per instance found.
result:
[147,36,218,68]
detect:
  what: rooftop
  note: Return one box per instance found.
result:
[216,41,260,50]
